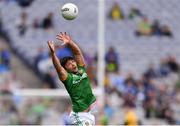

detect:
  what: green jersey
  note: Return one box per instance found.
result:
[63,65,96,112]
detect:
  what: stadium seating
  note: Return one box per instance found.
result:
[1,0,180,125]
[1,0,98,63]
[1,0,180,77]
[106,0,180,76]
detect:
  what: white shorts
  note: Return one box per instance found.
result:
[69,111,95,126]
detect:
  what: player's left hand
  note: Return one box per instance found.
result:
[47,40,55,53]
[56,32,73,46]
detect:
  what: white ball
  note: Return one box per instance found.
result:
[61,3,78,20]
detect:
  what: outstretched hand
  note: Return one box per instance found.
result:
[56,32,73,46]
[47,40,55,53]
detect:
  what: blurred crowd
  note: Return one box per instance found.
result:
[0,46,27,92]
[16,11,54,37]
[0,47,10,72]
[0,0,180,125]
[0,45,180,125]
[103,53,180,125]
[0,0,176,87]
[109,2,173,37]
[0,92,71,125]
[0,0,34,8]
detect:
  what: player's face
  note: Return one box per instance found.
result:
[65,60,78,73]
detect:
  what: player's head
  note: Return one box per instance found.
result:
[60,56,78,73]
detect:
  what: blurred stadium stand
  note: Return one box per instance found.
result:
[0,0,98,88]
[0,0,180,125]
[106,0,180,77]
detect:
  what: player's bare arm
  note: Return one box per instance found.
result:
[56,32,86,67]
[47,40,68,81]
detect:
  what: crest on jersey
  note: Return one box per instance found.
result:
[79,69,83,74]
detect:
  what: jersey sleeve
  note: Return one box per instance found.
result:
[62,73,73,88]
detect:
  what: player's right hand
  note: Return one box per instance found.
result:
[47,40,55,53]
[56,32,73,46]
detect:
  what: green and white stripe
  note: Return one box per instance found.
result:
[73,113,83,126]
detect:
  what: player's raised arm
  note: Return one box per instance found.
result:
[56,32,86,67]
[47,41,68,81]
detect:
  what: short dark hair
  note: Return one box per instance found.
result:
[60,56,74,68]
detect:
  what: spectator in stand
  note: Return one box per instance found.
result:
[1,48,10,68]
[104,98,114,120]
[158,58,171,77]
[157,94,176,125]
[136,79,145,106]
[124,73,136,87]
[30,18,41,38]
[97,108,109,125]
[160,25,173,37]
[135,16,152,36]
[43,71,57,89]
[151,19,162,36]
[105,46,119,72]
[164,106,176,124]
[128,7,143,20]
[124,105,139,125]
[123,92,136,108]
[109,2,124,20]
[37,57,52,74]
[151,19,173,37]
[166,55,179,73]
[17,0,34,8]
[16,12,28,36]
[32,18,41,29]
[42,12,54,30]
[0,93,18,124]
[144,78,157,93]
[144,64,158,79]
[0,47,10,72]
[156,85,172,118]
[144,78,158,118]
[34,47,49,72]
[144,97,158,118]
[123,73,137,102]
[124,78,137,96]
[108,70,125,96]
[136,17,173,37]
